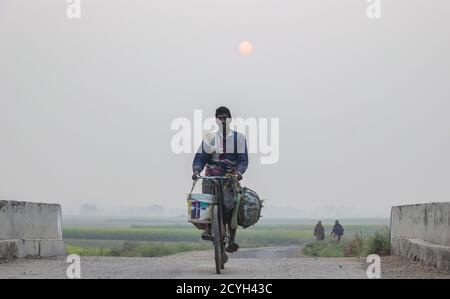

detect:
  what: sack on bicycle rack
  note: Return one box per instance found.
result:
[237,187,262,228]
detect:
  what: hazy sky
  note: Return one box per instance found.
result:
[1,0,449,218]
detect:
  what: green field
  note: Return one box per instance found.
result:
[63,217,389,257]
[66,240,212,257]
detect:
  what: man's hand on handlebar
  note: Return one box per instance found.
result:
[235,172,243,181]
[192,171,200,181]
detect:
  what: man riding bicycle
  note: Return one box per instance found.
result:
[192,106,248,256]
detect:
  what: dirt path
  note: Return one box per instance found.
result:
[0,246,449,279]
[231,245,304,259]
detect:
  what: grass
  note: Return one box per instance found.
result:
[63,221,389,257]
[66,241,211,257]
[360,227,391,256]
[63,226,315,245]
[63,224,383,245]
[303,226,391,257]
[64,227,202,242]
[303,241,346,257]
[66,245,113,256]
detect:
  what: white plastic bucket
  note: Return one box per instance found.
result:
[187,193,213,224]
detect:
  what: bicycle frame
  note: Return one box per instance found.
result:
[192,175,237,274]
[193,175,238,206]
[194,175,238,227]
[194,175,229,232]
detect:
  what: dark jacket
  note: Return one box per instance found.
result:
[314,224,325,240]
[332,224,344,236]
[193,130,248,176]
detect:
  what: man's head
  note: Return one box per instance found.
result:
[215,106,232,131]
[335,220,339,225]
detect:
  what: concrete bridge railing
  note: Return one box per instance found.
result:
[0,201,66,259]
[391,202,450,271]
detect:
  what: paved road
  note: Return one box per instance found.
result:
[0,246,449,279]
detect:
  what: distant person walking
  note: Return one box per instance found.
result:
[313,221,325,241]
[331,220,344,243]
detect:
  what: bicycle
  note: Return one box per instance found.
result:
[189,175,238,274]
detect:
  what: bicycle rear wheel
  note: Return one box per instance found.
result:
[220,221,226,270]
[213,205,222,274]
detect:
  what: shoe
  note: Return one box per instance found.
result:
[201,226,212,241]
[225,242,239,253]
[222,252,228,264]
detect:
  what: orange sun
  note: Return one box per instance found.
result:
[239,41,253,56]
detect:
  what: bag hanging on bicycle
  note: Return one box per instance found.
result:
[237,186,262,228]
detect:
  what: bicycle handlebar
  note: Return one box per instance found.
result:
[189,174,239,195]
[197,175,238,180]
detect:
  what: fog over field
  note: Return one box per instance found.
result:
[1,1,450,219]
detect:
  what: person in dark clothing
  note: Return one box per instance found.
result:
[313,221,325,241]
[331,220,344,243]
[192,106,248,256]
